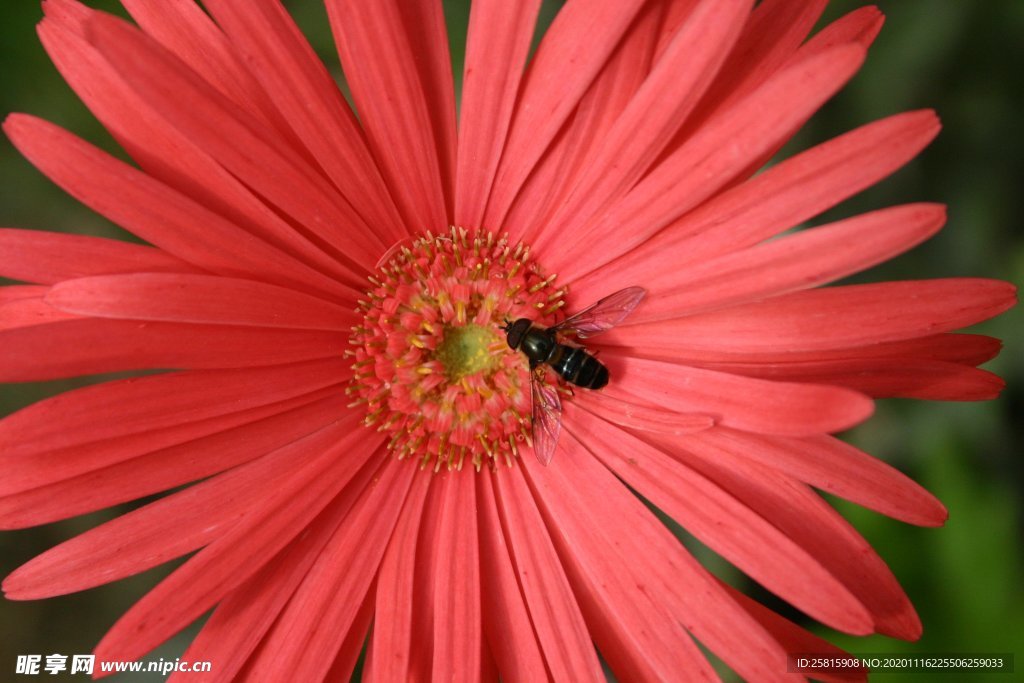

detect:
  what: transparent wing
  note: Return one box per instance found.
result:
[530,370,562,466]
[551,286,646,339]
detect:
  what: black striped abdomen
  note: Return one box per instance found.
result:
[551,346,609,390]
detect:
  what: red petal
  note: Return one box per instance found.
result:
[505,1,664,246]
[174,456,384,683]
[1,360,344,454]
[0,393,348,528]
[701,357,1005,401]
[723,582,868,683]
[455,0,541,227]
[92,426,383,664]
[1,370,348,499]
[549,44,867,281]
[46,273,356,330]
[370,472,433,682]
[687,428,948,527]
[476,473,548,681]
[492,466,605,681]
[575,110,941,300]
[39,0,90,24]
[604,279,1017,353]
[325,0,451,230]
[243,459,415,682]
[0,285,46,304]
[201,0,407,244]
[118,0,290,133]
[324,588,376,683]
[4,114,352,298]
[661,438,923,639]
[575,390,714,435]
[714,5,885,196]
[404,472,444,681]
[567,406,874,633]
[396,0,458,217]
[796,6,885,57]
[870,333,1002,365]
[638,203,946,320]
[85,13,386,273]
[431,473,482,681]
[0,318,344,382]
[652,0,702,56]
[484,0,647,227]
[526,435,722,681]
[603,354,874,436]
[38,16,359,286]
[0,296,80,332]
[603,332,1003,366]
[523,434,787,682]
[679,0,828,135]
[537,0,752,249]
[4,416,360,599]
[0,229,193,285]
[670,114,941,266]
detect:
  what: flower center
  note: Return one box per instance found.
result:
[435,324,502,380]
[347,229,564,471]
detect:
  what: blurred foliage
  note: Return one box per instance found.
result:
[1,1,1021,681]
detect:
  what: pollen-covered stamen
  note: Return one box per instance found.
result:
[348,228,565,471]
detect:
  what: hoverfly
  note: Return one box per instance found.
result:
[503,286,646,465]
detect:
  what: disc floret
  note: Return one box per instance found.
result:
[348,229,564,471]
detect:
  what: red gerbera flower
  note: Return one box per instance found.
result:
[1,0,1015,681]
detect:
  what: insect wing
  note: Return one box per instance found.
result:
[530,371,562,465]
[552,286,646,339]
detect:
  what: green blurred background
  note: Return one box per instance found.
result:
[0,1,1021,681]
